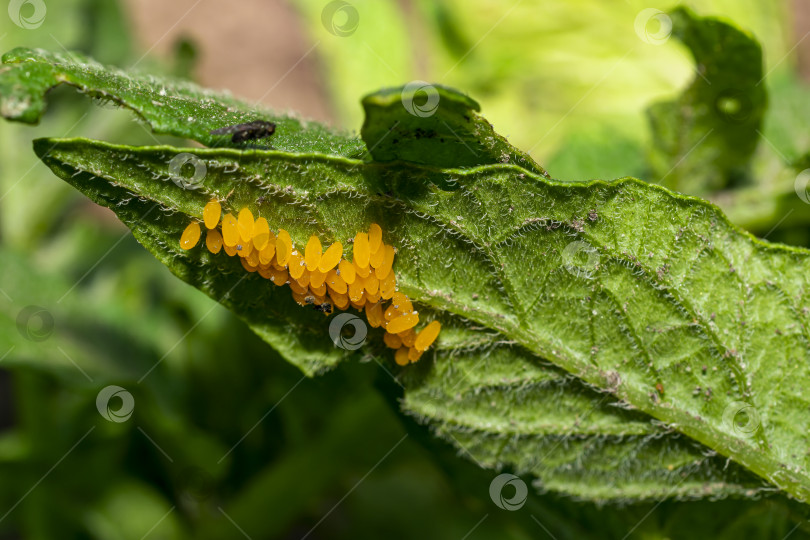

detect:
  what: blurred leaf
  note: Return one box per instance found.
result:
[646,7,766,195]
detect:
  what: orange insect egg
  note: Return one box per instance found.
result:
[363,275,379,295]
[392,292,414,314]
[369,223,383,254]
[348,279,365,303]
[305,235,322,271]
[288,252,306,280]
[354,262,371,279]
[292,291,309,306]
[394,347,409,366]
[276,229,293,266]
[365,302,383,328]
[203,200,221,229]
[414,321,441,351]
[247,249,261,268]
[350,299,366,310]
[338,259,356,284]
[354,232,370,268]
[237,208,254,243]
[221,213,239,247]
[369,244,385,268]
[180,222,202,250]
[252,217,271,250]
[408,347,423,363]
[366,291,381,304]
[269,266,288,286]
[387,313,419,334]
[384,305,398,321]
[236,241,253,258]
[296,271,311,288]
[310,283,327,297]
[259,240,276,265]
[289,280,308,295]
[310,269,327,289]
[383,332,402,349]
[205,229,223,254]
[258,266,273,280]
[318,242,343,273]
[379,271,396,300]
[240,257,257,273]
[326,269,348,294]
[224,243,238,257]
[399,328,416,347]
[328,289,350,310]
[375,245,395,280]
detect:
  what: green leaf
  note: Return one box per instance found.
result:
[4,48,810,504]
[0,47,364,157]
[646,7,766,195]
[361,84,548,176]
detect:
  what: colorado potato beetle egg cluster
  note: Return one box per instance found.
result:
[180,200,441,365]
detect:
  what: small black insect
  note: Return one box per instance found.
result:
[314,302,333,315]
[210,120,276,143]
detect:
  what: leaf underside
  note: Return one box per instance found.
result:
[3,37,810,505]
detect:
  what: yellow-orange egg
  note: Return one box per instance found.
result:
[387,313,419,334]
[276,229,292,266]
[305,235,322,271]
[252,217,271,250]
[238,208,254,243]
[394,347,409,366]
[414,321,441,351]
[180,222,201,250]
[383,332,402,349]
[221,213,239,247]
[205,229,223,254]
[203,200,221,229]
[354,232,370,268]
[318,242,343,273]
[338,259,356,284]
[365,302,383,328]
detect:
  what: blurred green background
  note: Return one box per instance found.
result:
[1,0,810,538]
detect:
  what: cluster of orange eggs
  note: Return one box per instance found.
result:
[179,200,440,365]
